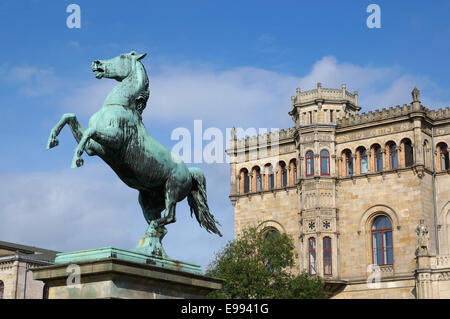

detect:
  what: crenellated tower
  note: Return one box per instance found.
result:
[289,83,360,278]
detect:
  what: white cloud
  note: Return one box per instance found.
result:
[60,56,449,134]
[8,66,60,96]
[0,162,232,270]
[0,165,138,252]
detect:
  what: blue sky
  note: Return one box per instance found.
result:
[0,1,449,270]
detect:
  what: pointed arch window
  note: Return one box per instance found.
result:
[306,151,314,177]
[371,216,393,266]
[320,150,330,175]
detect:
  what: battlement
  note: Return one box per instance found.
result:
[292,83,359,106]
[231,127,295,150]
[337,103,428,127]
[427,107,450,121]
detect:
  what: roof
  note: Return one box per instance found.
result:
[0,240,60,263]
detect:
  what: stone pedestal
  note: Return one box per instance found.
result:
[32,254,223,299]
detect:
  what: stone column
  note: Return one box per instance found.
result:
[353,150,361,175]
[239,171,245,194]
[276,164,282,188]
[399,142,405,168]
[436,144,442,171]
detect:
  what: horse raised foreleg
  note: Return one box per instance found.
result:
[71,126,123,168]
[47,113,83,149]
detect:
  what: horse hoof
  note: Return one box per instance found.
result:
[76,158,84,167]
[47,138,59,149]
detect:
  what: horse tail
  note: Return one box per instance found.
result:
[187,167,222,237]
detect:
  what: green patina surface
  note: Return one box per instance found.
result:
[46,51,222,260]
[54,247,202,275]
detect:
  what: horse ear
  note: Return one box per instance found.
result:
[137,53,147,61]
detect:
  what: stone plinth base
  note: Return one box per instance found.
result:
[32,258,223,299]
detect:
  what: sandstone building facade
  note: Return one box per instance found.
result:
[0,241,57,299]
[226,84,450,298]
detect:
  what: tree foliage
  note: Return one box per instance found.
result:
[205,226,327,299]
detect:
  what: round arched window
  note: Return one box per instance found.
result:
[371,216,393,265]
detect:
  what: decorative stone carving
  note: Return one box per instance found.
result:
[415,219,430,256]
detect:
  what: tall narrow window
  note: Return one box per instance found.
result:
[375,146,383,171]
[263,228,280,274]
[256,169,262,191]
[320,150,330,175]
[345,151,353,176]
[330,110,333,122]
[281,163,288,187]
[294,165,298,184]
[309,112,313,124]
[360,148,368,173]
[404,140,414,167]
[389,144,398,169]
[440,143,449,171]
[43,284,49,299]
[308,238,317,275]
[371,216,393,266]
[243,171,249,193]
[0,280,4,299]
[289,160,297,186]
[269,173,274,189]
[306,151,314,177]
[240,169,249,194]
[323,237,332,275]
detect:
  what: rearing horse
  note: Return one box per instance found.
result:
[46,51,222,237]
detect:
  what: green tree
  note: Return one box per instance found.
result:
[205,226,327,299]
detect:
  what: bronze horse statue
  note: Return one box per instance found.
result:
[46,52,222,254]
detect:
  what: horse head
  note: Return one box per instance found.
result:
[92,51,149,114]
[91,51,147,81]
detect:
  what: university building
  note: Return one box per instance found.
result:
[226,83,450,298]
[0,241,57,299]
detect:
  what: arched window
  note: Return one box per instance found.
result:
[262,228,280,274]
[359,148,368,174]
[439,143,449,171]
[306,151,314,177]
[423,140,429,168]
[320,150,330,176]
[239,168,249,194]
[388,143,398,169]
[308,237,317,275]
[0,280,4,299]
[403,139,414,167]
[280,162,288,187]
[344,150,353,176]
[374,146,383,172]
[371,216,393,266]
[252,166,262,192]
[323,237,332,275]
[289,159,297,186]
[265,164,274,190]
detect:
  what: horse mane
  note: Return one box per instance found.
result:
[134,60,150,116]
